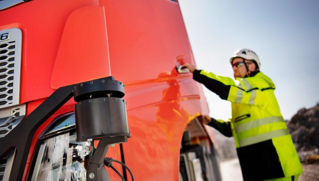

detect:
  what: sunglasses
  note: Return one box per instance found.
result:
[232,62,245,68]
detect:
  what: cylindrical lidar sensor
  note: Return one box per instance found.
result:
[75,97,130,141]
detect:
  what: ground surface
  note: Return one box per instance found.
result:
[220,159,243,181]
[299,163,319,181]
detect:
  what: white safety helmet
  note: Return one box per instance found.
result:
[230,48,261,69]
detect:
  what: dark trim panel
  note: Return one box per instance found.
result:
[0,85,74,180]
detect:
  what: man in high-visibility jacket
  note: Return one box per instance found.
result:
[183,49,303,181]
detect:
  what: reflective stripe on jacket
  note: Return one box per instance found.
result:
[193,69,303,180]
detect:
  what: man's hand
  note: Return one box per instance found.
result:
[201,115,211,125]
[182,63,196,73]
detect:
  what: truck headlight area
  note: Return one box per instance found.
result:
[30,114,90,181]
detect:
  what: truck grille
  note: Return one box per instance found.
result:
[0,150,15,181]
[0,28,22,109]
[0,158,6,181]
[0,104,25,138]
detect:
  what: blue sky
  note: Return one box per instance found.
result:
[179,0,319,120]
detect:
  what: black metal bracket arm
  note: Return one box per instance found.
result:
[87,136,128,181]
[0,76,131,181]
[0,85,74,181]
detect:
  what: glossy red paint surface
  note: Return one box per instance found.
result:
[51,5,111,89]
[0,0,215,180]
[0,0,100,103]
[123,78,203,181]
[102,0,195,83]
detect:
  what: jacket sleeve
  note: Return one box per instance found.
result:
[207,117,232,137]
[193,69,267,105]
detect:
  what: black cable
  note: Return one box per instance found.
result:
[119,144,127,180]
[110,165,125,181]
[112,159,134,181]
[104,157,134,181]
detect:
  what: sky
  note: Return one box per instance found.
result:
[179,0,319,120]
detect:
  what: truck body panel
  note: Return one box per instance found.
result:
[0,0,219,180]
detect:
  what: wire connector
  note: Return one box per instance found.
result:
[104,157,134,181]
[104,157,113,167]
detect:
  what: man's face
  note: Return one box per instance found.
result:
[232,58,247,78]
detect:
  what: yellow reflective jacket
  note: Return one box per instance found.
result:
[193,70,303,180]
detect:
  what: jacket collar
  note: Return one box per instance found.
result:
[245,71,260,78]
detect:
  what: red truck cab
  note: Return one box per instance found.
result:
[0,0,221,180]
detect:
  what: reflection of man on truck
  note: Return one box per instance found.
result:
[183,49,303,181]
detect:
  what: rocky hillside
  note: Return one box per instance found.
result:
[287,104,319,181]
[287,104,319,152]
[287,103,319,168]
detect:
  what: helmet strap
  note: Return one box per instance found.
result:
[243,59,251,77]
[246,71,251,77]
